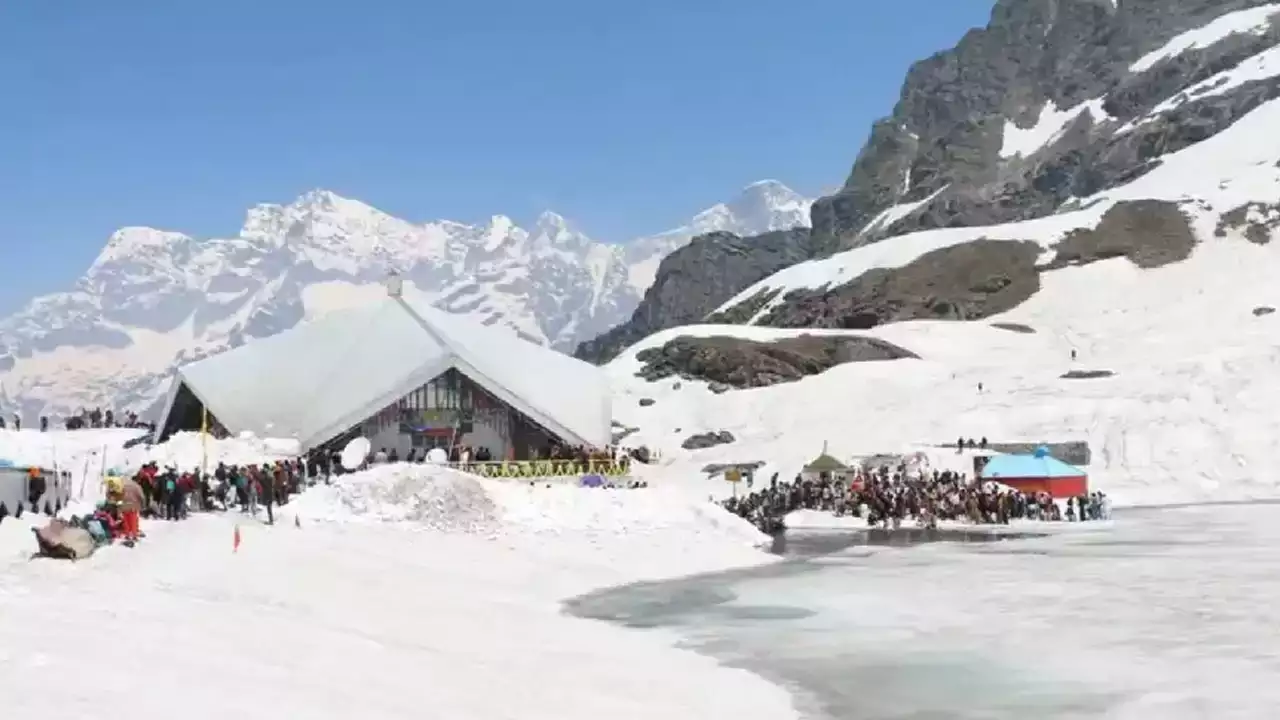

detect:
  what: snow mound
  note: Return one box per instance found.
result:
[289,464,499,533]
[287,463,768,547]
[123,431,300,472]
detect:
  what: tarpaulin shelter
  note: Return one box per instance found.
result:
[979,446,1088,498]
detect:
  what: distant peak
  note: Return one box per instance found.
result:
[738,179,802,200]
[88,226,192,272]
[537,209,569,226]
[284,188,380,217]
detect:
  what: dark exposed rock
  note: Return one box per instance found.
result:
[574,229,815,364]
[1060,369,1116,379]
[1216,201,1280,244]
[990,322,1035,334]
[682,431,736,450]
[1045,200,1196,269]
[705,288,781,325]
[638,398,655,407]
[759,240,1043,329]
[635,334,917,389]
[1253,306,1275,316]
[612,427,638,444]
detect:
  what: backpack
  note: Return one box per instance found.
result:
[165,478,176,492]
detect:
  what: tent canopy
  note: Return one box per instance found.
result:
[980,447,1086,479]
[804,453,849,472]
[156,293,611,452]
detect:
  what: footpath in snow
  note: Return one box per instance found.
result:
[0,457,799,720]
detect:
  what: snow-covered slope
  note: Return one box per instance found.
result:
[0,441,794,720]
[0,181,810,420]
[612,91,1280,509]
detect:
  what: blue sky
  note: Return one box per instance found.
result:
[0,0,993,315]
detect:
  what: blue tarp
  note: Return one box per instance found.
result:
[580,474,605,487]
[980,445,1086,479]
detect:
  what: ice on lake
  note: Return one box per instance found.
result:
[570,504,1280,719]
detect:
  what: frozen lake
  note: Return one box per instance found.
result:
[569,505,1280,719]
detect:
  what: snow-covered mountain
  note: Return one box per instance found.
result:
[613,56,1280,510]
[608,2,1280,508]
[0,180,810,419]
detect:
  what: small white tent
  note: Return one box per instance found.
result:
[155,291,611,452]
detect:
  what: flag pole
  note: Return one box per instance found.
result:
[200,406,209,478]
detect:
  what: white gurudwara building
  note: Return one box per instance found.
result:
[155,276,611,460]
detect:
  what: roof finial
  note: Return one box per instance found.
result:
[822,440,828,455]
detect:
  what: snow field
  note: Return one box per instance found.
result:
[0,432,794,720]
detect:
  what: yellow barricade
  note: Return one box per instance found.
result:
[447,459,631,479]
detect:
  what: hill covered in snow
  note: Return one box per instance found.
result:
[611,62,1280,507]
[0,181,809,420]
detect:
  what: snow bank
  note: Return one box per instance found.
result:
[285,463,768,548]
[0,428,144,470]
[122,431,300,471]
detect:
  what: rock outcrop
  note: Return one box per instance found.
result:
[738,200,1195,330]
[1216,201,1280,244]
[757,240,1044,329]
[574,229,814,364]
[1060,369,1116,379]
[991,322,1035,334]
[634,334,917,389]
[681,431,736,450]
[1044,200,1196,270]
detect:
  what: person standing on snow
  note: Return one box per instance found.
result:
[260,465,275,525]
[119,476,144,543]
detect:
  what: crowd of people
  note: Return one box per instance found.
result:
[0,407,155,432]
[722,459,1111,534]
[84,457,314,549]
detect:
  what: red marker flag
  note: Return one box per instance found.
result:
[233,524,241,553]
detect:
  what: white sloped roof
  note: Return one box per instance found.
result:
[161,294,611,451]
[403,297,612,450]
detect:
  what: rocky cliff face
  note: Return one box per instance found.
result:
[811,0,1280,254]
[573,228,814,363]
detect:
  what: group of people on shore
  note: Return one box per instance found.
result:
[722,460,1110,533]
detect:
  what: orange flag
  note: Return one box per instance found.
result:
[233,524,241,553]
